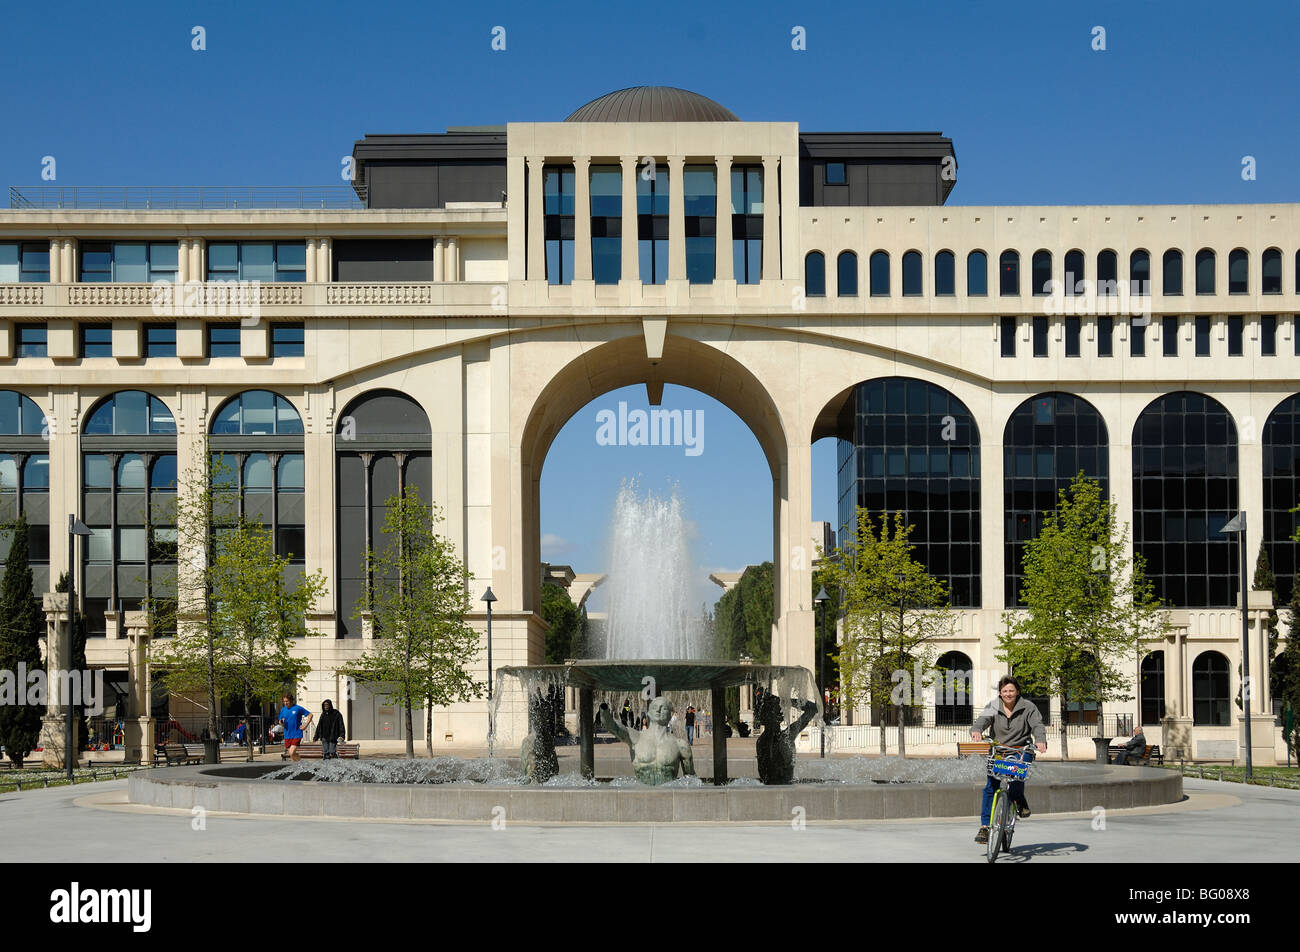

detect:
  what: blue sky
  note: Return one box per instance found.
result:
[3,0,1296,611]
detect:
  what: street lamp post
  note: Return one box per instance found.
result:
[480,587,497,757]
[814,585,830,758]
[1219,513,1253,780]
[66,514,93,782]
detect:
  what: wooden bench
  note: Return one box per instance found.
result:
[159,743,202,765]
[177,744,260,763]
[1108,744,1163,766]
[957,742,992,757]
[281,742,360,760]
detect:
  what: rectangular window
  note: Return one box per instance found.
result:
[1228,315,1243,355]
[206,242,305,282]
[0,243,17,282]
[1195,316,1210,356]
[1098,316,1113,356]
[1000,317,1016,358]
[146,324,177,357]
[17,324,47,357]
[1065,316,1080,357]
[1130,318,1146,356]
[1162,316,1178,356]
[271,322,304,357]
[589,165,622,285]
[731,166,762,284]
[637,168,669,285]
[825,162,846,185]
[1261,315,1276,356]
[80,324,113,358]
[207,324,241,358]
[543,166,575,286]
[19,243,49,282]
[683,165,716,284]
[1032,316,1047,357]
[80,242,179,282]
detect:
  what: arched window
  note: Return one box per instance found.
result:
[1063,652,1100,725]
[81,391,177,636]
[1003,393,1109,607]
[1262,248,1282,294]
[335,391,433,637]
[934,651,973,725]
[1130,250,1151,296]
[1163,249,1183,295]
[935,250,955,296]
[838,377,981,606]
[902,251,922,296]
[1031,250,1052,296]
[209,391,305,565]
[967,251,987,296]
[836,251,857,297]
[1261,394,1300,601]
[1140,651,1166,725]
[1192,651,1231,726]
[804,252,825,297]
[1097,250,1118,297]
[1228,248,1248,294]
[1132,392,1239,607]
[0,391,51,590]
[1195,248,1216,294]
[1064,250,1085,296]
[870,251,890,296]
[999,250,1019,296]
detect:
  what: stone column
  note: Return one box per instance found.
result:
[572,156,592,282]
[667,155,686,281]
[761,156,781,281]
[433,238,445,282]
[123,611,154,764]
[47,239,62,283]
[979,402,1006,613]
[526,157,545,281]
[507,154,527,281]
[305,238,318,282]
[318,237,332,281]
[39,592,76,767]
[619,155,640,286]
[714,156,734,282]
[445,237,459,282]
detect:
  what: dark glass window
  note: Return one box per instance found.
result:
[1097,250,1118,296]
[1192,652,1230,726]
[637,168,669,285]
[1262,315,1276,356]
[80,324,113,358]
[1132,392,1239,608]
[590,165,623,285]
[0,391,47,435]
[1228,248,1248,294]
[934,251,955,296]
[17,324,47,358]
[837,252,857,296]
[1000,317,1016,357]
[1262,248,1282,294]
[902,252,922,296]
[1065,316,1080,357]
[84,391,176,435]
[271,322,304,358]
[1140,652,1166,725]
[967,251,987,296]
[1162,316,1179,357]
[1031,250,1051,296]
[1032,317,1048,357]
[870,251,890,296]
[1195,316,1210,356]
[934,651,974,725]
[1195,249,1216,294]
[1262,393,1300,600]
[1064,250,1084,296]
[1227,316,1243,355]
[837,377,982,607]
[1163,250,1183,295]
[730,165,762,285]
[207,242,305,282]
[17,243,49,282]
[825,162,846,185]
[146,324,176,358]
[1130,319,1146,356]
[999,250,1019,296]
[207,324,241,358]
[79,242,178,282]
[1003,393,1109,607]
[544,165,575,285]
[805,252,826,297]
[1130,250,1151,296]
[683,165,716,284]
[212,390,302,436]
[1098,316,1113,356]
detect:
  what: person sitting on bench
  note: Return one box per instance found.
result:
[1114,725,1146,765]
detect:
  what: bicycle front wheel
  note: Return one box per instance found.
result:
[986,790,1007,863]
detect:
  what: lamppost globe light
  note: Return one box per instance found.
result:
[65,514,93,781]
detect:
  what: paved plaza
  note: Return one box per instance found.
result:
[2,776,1295,863]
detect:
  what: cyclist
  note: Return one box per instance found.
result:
[970,675,1047,844]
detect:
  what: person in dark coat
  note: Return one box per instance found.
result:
[314,699,346,758]
[1114,725,1147,765]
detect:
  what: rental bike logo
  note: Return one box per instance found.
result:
[50,883,151,933]
[0,665,105,715]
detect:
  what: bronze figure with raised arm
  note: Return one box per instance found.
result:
[755,694,819,785]
[599,695,695,785]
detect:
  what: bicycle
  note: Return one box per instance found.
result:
[985,742,1035,863]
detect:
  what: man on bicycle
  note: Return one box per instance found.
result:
[970,675,1047,844]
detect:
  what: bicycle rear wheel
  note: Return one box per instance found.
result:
[986,790,1007,863]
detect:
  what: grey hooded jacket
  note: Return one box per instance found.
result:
[972,697,1046,746]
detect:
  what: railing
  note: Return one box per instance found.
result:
[9,185,365,210]
[325,283,436,305]
[0,285,46,305]
[154,715,268,747]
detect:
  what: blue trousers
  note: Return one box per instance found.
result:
[980,752,1033,825]
[686,725,694,745]
[321,740,338,758]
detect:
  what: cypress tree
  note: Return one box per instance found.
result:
[0,515,45,768]
[55,572,88,749]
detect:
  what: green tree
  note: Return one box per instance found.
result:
[340,487,482,758]
[820,509,953,758]
[0,516,43,768]
[713,563,774,663]
[998,474,1169,758]
[811,564,843,716]
[540,582,581,664]
[1277,586,1300,763]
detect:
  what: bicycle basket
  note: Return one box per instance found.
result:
[986,756,1030,780]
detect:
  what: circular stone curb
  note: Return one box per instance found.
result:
[128,763,1182,823]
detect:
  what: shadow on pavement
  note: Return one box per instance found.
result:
[998,841,1090,862]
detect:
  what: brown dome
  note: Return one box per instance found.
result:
[565,87,739,123]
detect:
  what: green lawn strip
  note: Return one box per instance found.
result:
[1156,763,1300,787]
[0,765,145,793]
